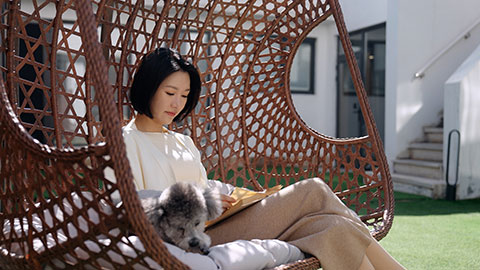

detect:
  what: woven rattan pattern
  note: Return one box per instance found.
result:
[0,0,394,269]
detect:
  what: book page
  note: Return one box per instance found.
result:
[205,185,282,228]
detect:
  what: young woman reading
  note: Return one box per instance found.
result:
[123,47,405,270]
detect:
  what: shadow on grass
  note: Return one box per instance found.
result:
[393,192,480,216]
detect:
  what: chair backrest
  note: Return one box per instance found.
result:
[0,0,394,269]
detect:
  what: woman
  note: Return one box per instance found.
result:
[124,48,405,270]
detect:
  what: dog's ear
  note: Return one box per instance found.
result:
[203,188,222,220]
[140,197,165,223]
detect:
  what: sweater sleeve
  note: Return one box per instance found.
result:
[181,135,235,194]
[207,179,235,195]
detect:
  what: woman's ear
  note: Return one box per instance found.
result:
[203,188,222,220]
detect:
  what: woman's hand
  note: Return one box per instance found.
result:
[220,194,236,211]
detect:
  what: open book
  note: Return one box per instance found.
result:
[205,185,282,228]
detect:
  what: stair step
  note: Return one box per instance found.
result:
[423,127,443,143]
[393,159,443,179]
[409,142,443,161]
[392,173,446,199]
[424,127,443,133]
[410,142,443,150]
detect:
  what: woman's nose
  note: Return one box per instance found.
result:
[171,95,181,108]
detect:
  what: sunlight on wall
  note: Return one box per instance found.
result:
[395,81,423,133]
[385,0,480,166]
[444,43,480,199]
[459,75,480,195]
[460,77,480,146]
[396,101,423,133]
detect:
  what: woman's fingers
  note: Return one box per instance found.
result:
[221,200,232,210]
[220,194,236,210]
[221,194,236,203]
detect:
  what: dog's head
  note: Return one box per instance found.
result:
[139,182,222,254]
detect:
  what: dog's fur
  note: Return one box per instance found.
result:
[138,183,222,254]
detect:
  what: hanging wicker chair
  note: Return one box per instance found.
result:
[0,0,394,269]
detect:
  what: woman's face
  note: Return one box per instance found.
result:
[150,71,190,126]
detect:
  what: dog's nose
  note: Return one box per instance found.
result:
[201,247,210,255]
[189,238,200,247]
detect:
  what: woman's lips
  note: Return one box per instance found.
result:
[166,111,176,117]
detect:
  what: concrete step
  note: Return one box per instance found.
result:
[393,159,443,179]
[424,126,443,143]
[408,142,443,162]
[392,173,446,199]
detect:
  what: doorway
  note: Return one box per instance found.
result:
[337,23,385,142]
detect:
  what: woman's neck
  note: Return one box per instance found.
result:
[134,114,166,132]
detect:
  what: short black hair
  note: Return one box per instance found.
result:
[130,47,201,122]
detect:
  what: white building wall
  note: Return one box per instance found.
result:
[292,0,387,137]
[338,0,387,32]
[444,44,480,199]
[295,1,480,193]
[385,0,480,164]
[291,22,337,137]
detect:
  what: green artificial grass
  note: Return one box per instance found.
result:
[210,168,480,269]
[379,192,480,270]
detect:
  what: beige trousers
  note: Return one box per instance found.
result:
[206,178,373,270]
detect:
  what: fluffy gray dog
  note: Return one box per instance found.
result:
[138,182,222,254]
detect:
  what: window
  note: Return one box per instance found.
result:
[290,38,316,94]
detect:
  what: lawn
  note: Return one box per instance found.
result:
[209,170,480,269]
[379,192,480,270]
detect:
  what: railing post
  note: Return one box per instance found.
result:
[445,129,460,201]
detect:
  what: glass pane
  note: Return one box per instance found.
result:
[290,39,314,93]
[291,43,311,91]
[339,32,362,56]
[365,27,385,96]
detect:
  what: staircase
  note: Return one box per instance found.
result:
[392,126,446,199]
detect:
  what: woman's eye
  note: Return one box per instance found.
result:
[181,95,188,98]
[165,92,174,96]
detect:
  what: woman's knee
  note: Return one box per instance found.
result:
[293,178,334,196]
[284,178,341,210]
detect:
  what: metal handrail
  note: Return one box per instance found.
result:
[414,16,480,79]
